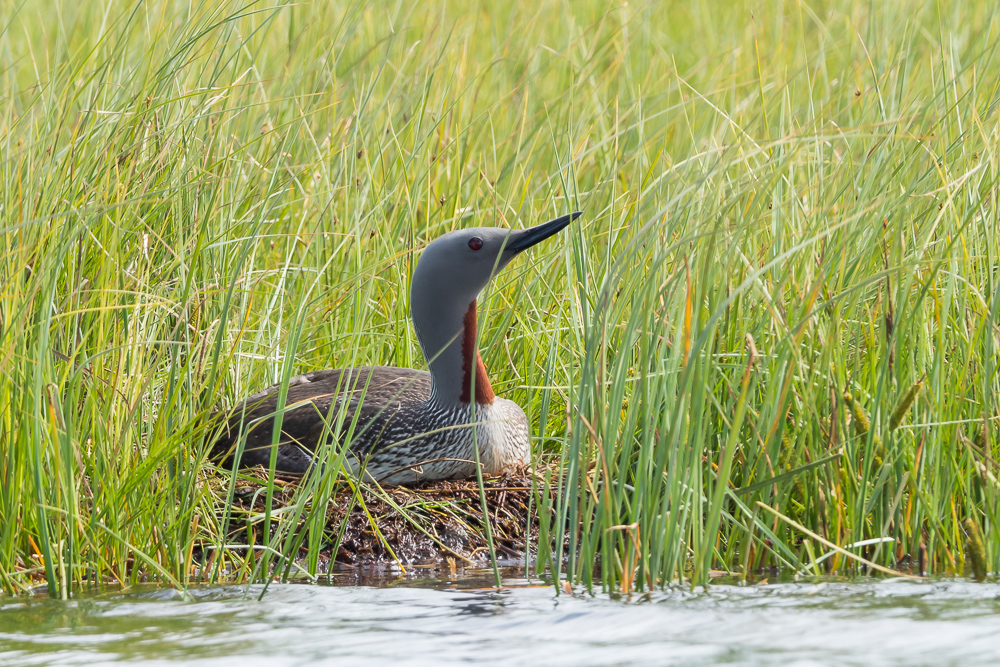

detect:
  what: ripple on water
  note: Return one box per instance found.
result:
[2,578,1000,666]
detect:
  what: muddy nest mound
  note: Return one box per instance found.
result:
[219,468,539,571]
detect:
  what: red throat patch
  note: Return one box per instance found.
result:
[460,300,495,405]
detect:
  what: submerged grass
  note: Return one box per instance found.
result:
[2,0,1000,595]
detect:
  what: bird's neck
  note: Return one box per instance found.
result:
[459,301,496,405]
[413,297,495,407]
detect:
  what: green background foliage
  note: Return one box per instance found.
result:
[1,0,999,594]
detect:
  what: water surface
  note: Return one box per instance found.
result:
[1,574,998,666]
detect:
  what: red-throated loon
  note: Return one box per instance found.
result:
[213,212,580,484]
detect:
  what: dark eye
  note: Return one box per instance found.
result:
[468,237,483,251]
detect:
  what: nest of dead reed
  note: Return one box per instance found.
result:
[214,466,539,571]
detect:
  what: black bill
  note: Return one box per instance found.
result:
[505,211,581,253]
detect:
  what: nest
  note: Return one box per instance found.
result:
[217,467,539,572]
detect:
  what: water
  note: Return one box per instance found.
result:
[2,573,1000,666]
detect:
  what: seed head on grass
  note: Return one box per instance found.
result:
[844,391,884,463]
[843,392,870,436]
[889,380,922,431]
[964,518,988,582]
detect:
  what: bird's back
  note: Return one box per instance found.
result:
[212,366,434,474]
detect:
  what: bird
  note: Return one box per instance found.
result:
[212,212,580,485]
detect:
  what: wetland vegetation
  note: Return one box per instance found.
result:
[2,0,999,597]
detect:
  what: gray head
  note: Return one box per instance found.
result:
[410,212,580,404]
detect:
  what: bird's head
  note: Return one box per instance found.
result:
[411,212,580,307]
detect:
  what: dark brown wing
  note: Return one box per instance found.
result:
[211,366,431,473]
